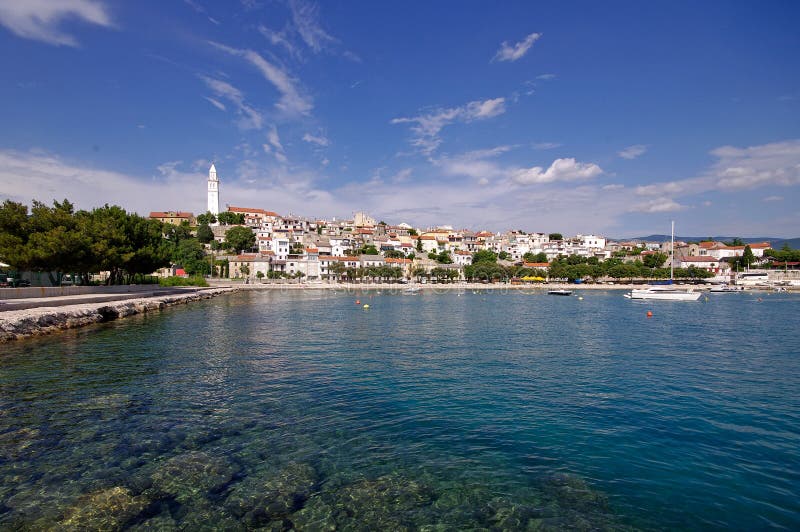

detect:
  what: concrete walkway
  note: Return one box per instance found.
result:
[0,287,217,312]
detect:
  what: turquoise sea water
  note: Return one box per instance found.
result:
[1,289,799,530]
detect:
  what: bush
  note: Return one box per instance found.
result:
[158,275,209,287]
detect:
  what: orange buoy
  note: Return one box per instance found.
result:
[646,311,653,318]
[355,300,360,305]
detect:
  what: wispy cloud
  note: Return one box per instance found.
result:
[533,142,562,150]
[763,195,783,202]
[0,0,113,47]
[536,73,556,81]
[628,198,686,213]
[210,41,313,116]
[492,32,541,62]
[302,133,330,147]
[258,24,300,59]
[200,75,263,129]
[289,0,335,53]
[511,158,603,185]
[204,96,226,111]
[618,144,648,160]
[263,126,287,163]
[391,97,506,155]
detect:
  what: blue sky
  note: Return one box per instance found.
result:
[0,0,798,237]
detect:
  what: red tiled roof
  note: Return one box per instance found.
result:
[228,206,280,217]
[149,211,193,218]
[386,258,412,264]
[523,262,550,268]
[681,256,718,262]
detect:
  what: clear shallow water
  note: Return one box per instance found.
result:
[1,289,799,530]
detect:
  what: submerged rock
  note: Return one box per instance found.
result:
[0,426,41,460]
[59,486,148,531]
[225,461,318,526]
[150,451,236,504]
[291,473,435,531]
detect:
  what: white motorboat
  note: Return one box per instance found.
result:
[625,286,702,301]
[547,289,573,296]
[709,284,743,292]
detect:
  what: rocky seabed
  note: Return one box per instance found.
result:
[0,288,237,342]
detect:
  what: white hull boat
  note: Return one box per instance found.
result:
[625,287,702,301]
[625,221,702,301]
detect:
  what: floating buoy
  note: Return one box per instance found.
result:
[578,296,584,300]
[646,311,653,318]
[363,304,370,309]
[355,300,360,305]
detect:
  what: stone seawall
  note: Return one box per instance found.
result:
[0,288,238,343]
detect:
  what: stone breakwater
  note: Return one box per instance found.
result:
[0,288,237,343]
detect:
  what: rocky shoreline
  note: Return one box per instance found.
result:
[0,287,238,343]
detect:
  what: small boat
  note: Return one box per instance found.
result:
[709,284,743,292]
[624,286,702,301]
[548,289,572,296]
[404,286,421,294]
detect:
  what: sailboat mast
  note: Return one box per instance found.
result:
[670,220,674,280]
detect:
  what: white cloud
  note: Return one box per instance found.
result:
[536,73,556,80]
[465,98,506,119]
[533,142,562,150]
[477,177,489,186]
[763,195,783,202]
[511,158,603,185]
[618,144,648,160]
[264,126,287,163]
[391,168,412,183]
[288,0,335,53]
[302,133,330,147]
[492,32,541,62]
[0,0,113,47]
[602,184,625,190]
[258,24,300,58]
[628,198,686,213]
[200,76,263,129]
[210,41,313,116]
[391,97,507,155]
[204,96,226,111]
[711,139,800,189]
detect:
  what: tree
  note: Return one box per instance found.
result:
[408,228,418,236]
[329,261,346,281]
[240,264,250,277]
[224,226,256,253]
[218,211,245,225]
[172,239,209,276]
[498,251,509,260]
[385,250,405,258]
[741,244,755,269]
[196,212,217,225]
[472,249,497,264]
[548,233,563,241]
[416,238,423,252]
[359,244,379,255]
[436,250,453,264]
[256,271,264,280]
[643,252,668,269]
[196,223,214,244]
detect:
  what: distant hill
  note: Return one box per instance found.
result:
[615,235,800,249]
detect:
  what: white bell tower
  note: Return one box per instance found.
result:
[207,163,220,220]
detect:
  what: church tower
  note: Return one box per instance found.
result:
[207,163,220,220]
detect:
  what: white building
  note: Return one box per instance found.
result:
[207,164,219,218]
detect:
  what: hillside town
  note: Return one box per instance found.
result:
[144,165,796,286]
